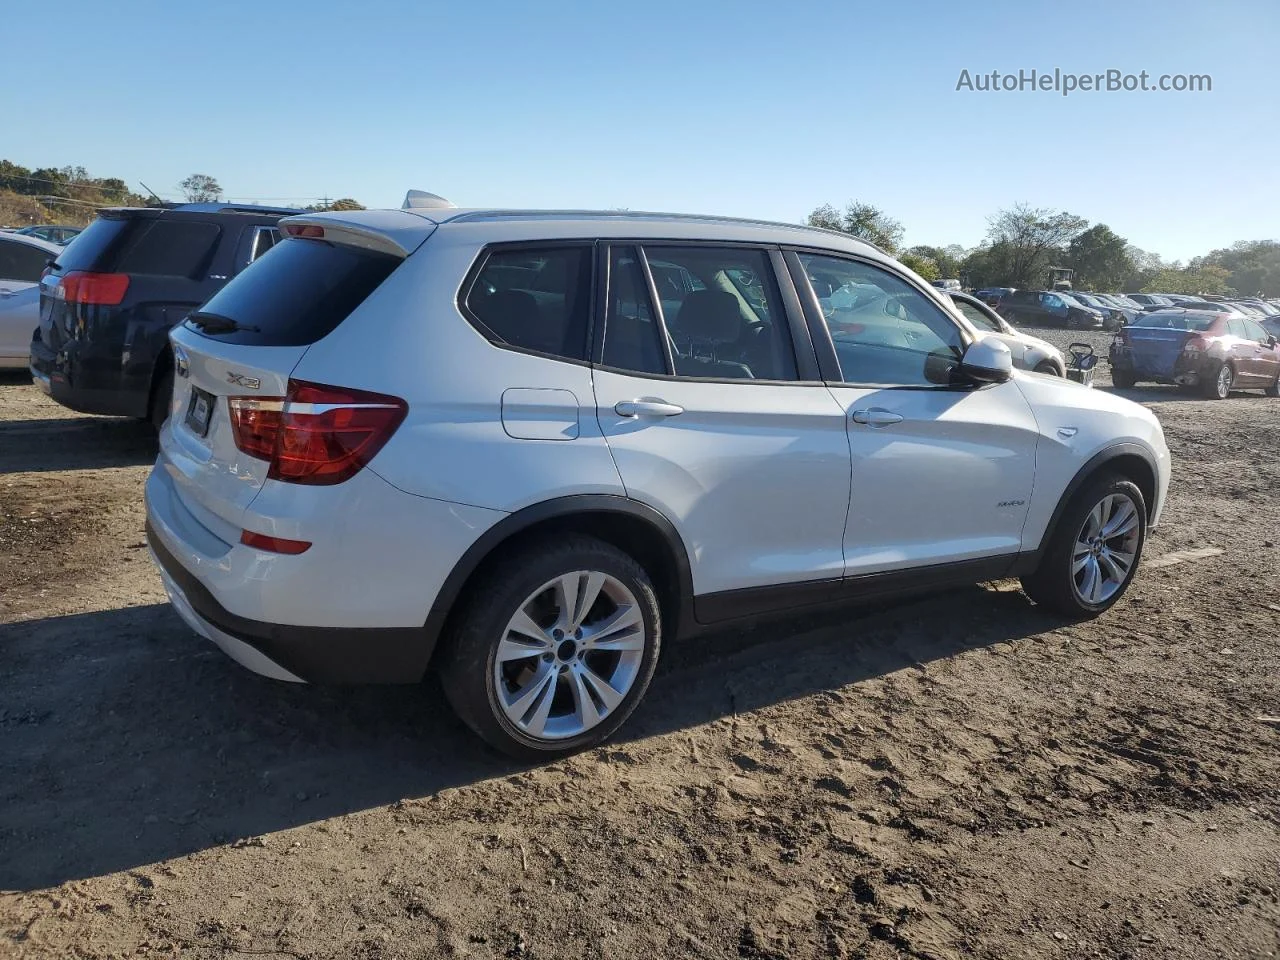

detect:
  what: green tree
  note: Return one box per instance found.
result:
[898,252,940,281]
[1141,264,1230,295]
[807,201,904,254]
[179,173,223,203]
[1200,240,1280,297]
[984,204,1088,288]
[1065,224,1134,291]
[906,244,961,279]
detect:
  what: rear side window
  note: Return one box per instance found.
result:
[602,246,668,376]
[0,238,53,282]
[249,227,279,262]
[463,246,592,361]
[188,237,398,346]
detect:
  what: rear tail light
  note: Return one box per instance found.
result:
[228,380,407,485]
[59,271,130,306]
[1184,336,1207,355]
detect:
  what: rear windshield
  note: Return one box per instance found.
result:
[55,215,220,279]
[188,237,398,346]
[1131,312,1216,331]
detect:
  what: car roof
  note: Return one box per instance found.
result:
[298,206,888,255]
[0,231,61,254]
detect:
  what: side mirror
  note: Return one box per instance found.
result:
[960,338,1013,383]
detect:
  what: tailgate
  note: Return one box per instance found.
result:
[1126,328,1191,374]
[161,323,309,542]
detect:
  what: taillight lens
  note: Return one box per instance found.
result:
[60,271,130,306]
[228,380,406,486]
[1184,336,1206,355]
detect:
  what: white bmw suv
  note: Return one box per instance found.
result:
[145,201,1171,759]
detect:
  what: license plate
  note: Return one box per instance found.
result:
[185,387,214,437]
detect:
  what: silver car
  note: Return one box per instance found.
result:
[946,290,1066,376]
[0,232,60,369]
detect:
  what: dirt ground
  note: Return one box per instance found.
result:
[2,332,1279,960]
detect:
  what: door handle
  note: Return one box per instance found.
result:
[851,408,904,427]
[0,289,13,298]
[615,399,684,418]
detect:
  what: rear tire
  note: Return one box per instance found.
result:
[438,536,662,761]
[1111,367,1136,389]
[1266,375,1279,398]
[1202,361,1232,400]
[1021,474,1147,619]
[149,369,174,429]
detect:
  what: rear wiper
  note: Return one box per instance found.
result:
[187,311,261,334]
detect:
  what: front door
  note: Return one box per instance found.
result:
[791,251,1040,576]
[592,244,852,609]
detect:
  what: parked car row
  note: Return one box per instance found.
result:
[0,224,83,244]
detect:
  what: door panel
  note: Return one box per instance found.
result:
[828,382,1039,574]
[0,281,39,359]
[594,368,851,596]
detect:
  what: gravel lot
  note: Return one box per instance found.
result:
[2,344,1278,960]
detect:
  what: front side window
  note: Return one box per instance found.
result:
[798,253,965,386]
[464,246,592,361]
[643,246,797,381]
[954,299,1000,332]
[1244,318,1270,343]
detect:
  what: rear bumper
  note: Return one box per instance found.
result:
[144,459,506,684]
[29,333,149,418]
[147,522,428,683]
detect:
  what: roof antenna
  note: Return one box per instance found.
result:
[138,181,164,205]
[402,189,455,210]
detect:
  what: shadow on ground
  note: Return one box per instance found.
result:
[0,418,156,474]
[0,585,1056,890]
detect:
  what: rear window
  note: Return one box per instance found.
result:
[1131,312,1216,331]
[188,237,398,346]
[55,215,220,278]
[54,217,129,271]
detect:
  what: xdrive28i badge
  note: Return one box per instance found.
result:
[226,372,261,390]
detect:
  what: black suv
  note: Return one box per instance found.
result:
[30,203,300,424]
[997,289,1104,330]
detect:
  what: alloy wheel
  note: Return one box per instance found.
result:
[1071,493,1142,606]
[492,571,646,741]
[1216,364,1232,399]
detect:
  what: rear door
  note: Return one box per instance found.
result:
[1240,318,1278,385]
[592,243,852,610]
[160,234,402,540]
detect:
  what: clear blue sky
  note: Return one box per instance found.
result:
[3,0,1276,261]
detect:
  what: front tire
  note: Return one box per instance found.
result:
[1033,360,1061,376]
[439,536,661,760]
[1021,474,1147,618]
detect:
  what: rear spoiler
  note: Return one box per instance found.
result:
[276,210,437,259]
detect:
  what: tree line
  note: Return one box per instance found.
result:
[808,200,1280,297]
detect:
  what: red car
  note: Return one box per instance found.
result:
[1109,309,1280,399]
